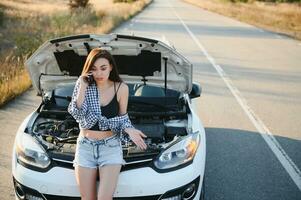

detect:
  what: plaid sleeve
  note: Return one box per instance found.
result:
[119,113,134,143]
[68,79,88,122]
[118,113,134,132]
[106,113,134,132]
[105,113,134,142]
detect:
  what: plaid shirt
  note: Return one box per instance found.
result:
[68,78,133,142]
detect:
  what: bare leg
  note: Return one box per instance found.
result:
[97,165,122,200]
[75,165,98,200]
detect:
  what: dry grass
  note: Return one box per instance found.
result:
[0,54,31,106]
[93,0,152,32]
[183,0,301,40]
[1,0,68,16]
[0,0,152,107]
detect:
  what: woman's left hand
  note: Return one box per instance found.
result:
[124,128,147,150]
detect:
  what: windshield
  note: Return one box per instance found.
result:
[50,83,181,110]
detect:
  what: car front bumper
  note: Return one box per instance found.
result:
[12,148,205,200]
[12,122,206,200]
[13,152,204,200]
[13,175,201,200]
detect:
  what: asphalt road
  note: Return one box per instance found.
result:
[1,0,301,199]
[0,88,40,200]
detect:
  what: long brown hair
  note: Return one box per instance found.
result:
[81,48,122,82]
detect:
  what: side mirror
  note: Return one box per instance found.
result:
[189,83,201,99]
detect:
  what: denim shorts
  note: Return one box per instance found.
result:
[73,134,126,169]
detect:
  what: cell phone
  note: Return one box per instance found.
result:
[85,73,95,85]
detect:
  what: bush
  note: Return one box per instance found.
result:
[0,8,4,26]
[113,0,138,3]
[51,7,100,34]
[69,0,90,9]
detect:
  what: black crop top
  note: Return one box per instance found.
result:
[89,82,121,131]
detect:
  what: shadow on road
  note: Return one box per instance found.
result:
[0,87,40,200]
[204,127,301,200]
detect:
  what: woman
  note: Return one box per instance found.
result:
[68,48,147,200]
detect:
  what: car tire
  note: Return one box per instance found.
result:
[200,176,205,200]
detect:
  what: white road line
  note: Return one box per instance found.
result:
[167,0,301,191]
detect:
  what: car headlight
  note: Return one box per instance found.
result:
[15,131,50,169]
[154,131,200,170]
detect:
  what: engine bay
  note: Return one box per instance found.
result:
[29,83,191,161]
[32,111,189,160]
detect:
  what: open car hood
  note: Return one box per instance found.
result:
[25,34,192,95]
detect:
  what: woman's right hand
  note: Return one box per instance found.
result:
[79,74,89,87]
[75,75,89,107]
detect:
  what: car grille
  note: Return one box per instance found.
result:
[43,194,162,200]
[52,157,154,172]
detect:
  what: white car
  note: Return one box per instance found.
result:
[12,34,206,200]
